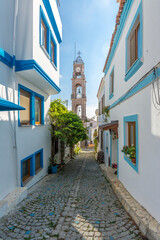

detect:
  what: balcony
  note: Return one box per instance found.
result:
[98,114,105,123]
[14,0,62,95]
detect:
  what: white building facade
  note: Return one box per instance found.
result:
[99,0,160,223]
[0,0,62,203]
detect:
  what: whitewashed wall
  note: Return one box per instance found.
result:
[0,0,61,200]
[103,0,160,223]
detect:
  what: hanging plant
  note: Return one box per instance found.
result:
[113,132,118,140]
[103,106,110,122]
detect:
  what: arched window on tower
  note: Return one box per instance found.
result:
[76,105,82,118]
[76,85,82,99]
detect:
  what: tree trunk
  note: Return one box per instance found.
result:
[60,141,65,164]
[70,146,74,159]
[51,135,55,166]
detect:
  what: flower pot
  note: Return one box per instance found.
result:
[48,167,52,174]
[51,165,58,174]
[132,158,136,164]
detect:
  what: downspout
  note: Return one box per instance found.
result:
[13,0,20,187]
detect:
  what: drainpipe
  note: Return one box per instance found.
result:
[12,0,20,187]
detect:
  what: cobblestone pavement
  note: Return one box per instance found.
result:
[0,149,144,240]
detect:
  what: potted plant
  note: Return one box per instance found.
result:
[129,146,136,164]
[121,146,128,155]
[48,158,52,174]
[51,155,58,173]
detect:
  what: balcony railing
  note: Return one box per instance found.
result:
[98,114,105,123]
[71,94,86,100]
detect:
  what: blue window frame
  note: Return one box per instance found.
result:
[125,1,143,81]
[35,149,43,174]
[18,84,44,127]
[50,33,57,68]
[109,67,114,99]
[21,149,43,186]
[123,114,138,172]
[21,154,34,186]
[39,6,58,70]
[40,6,50,54]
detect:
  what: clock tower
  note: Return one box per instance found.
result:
[71,52,87,121]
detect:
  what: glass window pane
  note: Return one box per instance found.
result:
[110,71,114,94]
[35,153,41,172]
[137,24,140,59]
[41,24,44,46]
[51,41,54,63]
[20,89,30,125]
[35,97,41,124]
[130,125,134,145]
[22,159,30,180]
[130,31,136,67]
[41,19,47,50]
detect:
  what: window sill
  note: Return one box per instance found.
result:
[19,124,44,127]
[50,60,57,71]
[109,93,114,100]
[35,168,43,175]
[124,154,138,173]
[40,45,50,59]
[23,176,34,186]
[19,124,32,127]
[125,58,143,82]
[35,124,44,127]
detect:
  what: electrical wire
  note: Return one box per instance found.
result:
[152,65,160,110]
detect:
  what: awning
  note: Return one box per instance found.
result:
[0,97,25,111]
[99,121,119,138]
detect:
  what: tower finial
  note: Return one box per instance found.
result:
[77,51,82,57]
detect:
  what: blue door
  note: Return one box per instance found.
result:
[105,132,109,166]
[106,132,109,154]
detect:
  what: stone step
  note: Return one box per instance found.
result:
[0,187,27,219]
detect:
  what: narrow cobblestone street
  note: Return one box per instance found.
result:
[0,149,144,240]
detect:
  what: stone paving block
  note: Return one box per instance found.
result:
[0,150,144,240]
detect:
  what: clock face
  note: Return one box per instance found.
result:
[76,67,81,73]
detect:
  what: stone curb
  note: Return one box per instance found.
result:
[0,187,27,219]
[100,164,160,240]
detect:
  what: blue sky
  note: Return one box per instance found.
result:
[52,0,119,118]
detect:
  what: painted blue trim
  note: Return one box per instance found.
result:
[0,47,60,93]
[109,93,114,100]
[110,67,160,109]
[50,31,57,68]
[110,132,112,167]
[18,84,44,126]
[0,48,13,68]
[0,97,25,111]
[125,0,143,81]
[109,67,114,99]
[31,93,35,125]
[125,59,143,81]
[16,60,61,93]
[21,148,44,186]
[123,114,138,173]
[117,138,119,179]
[21,154,34,187]
[104,0,134,74]
[42,0,62,44]
[40,6,50,54]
